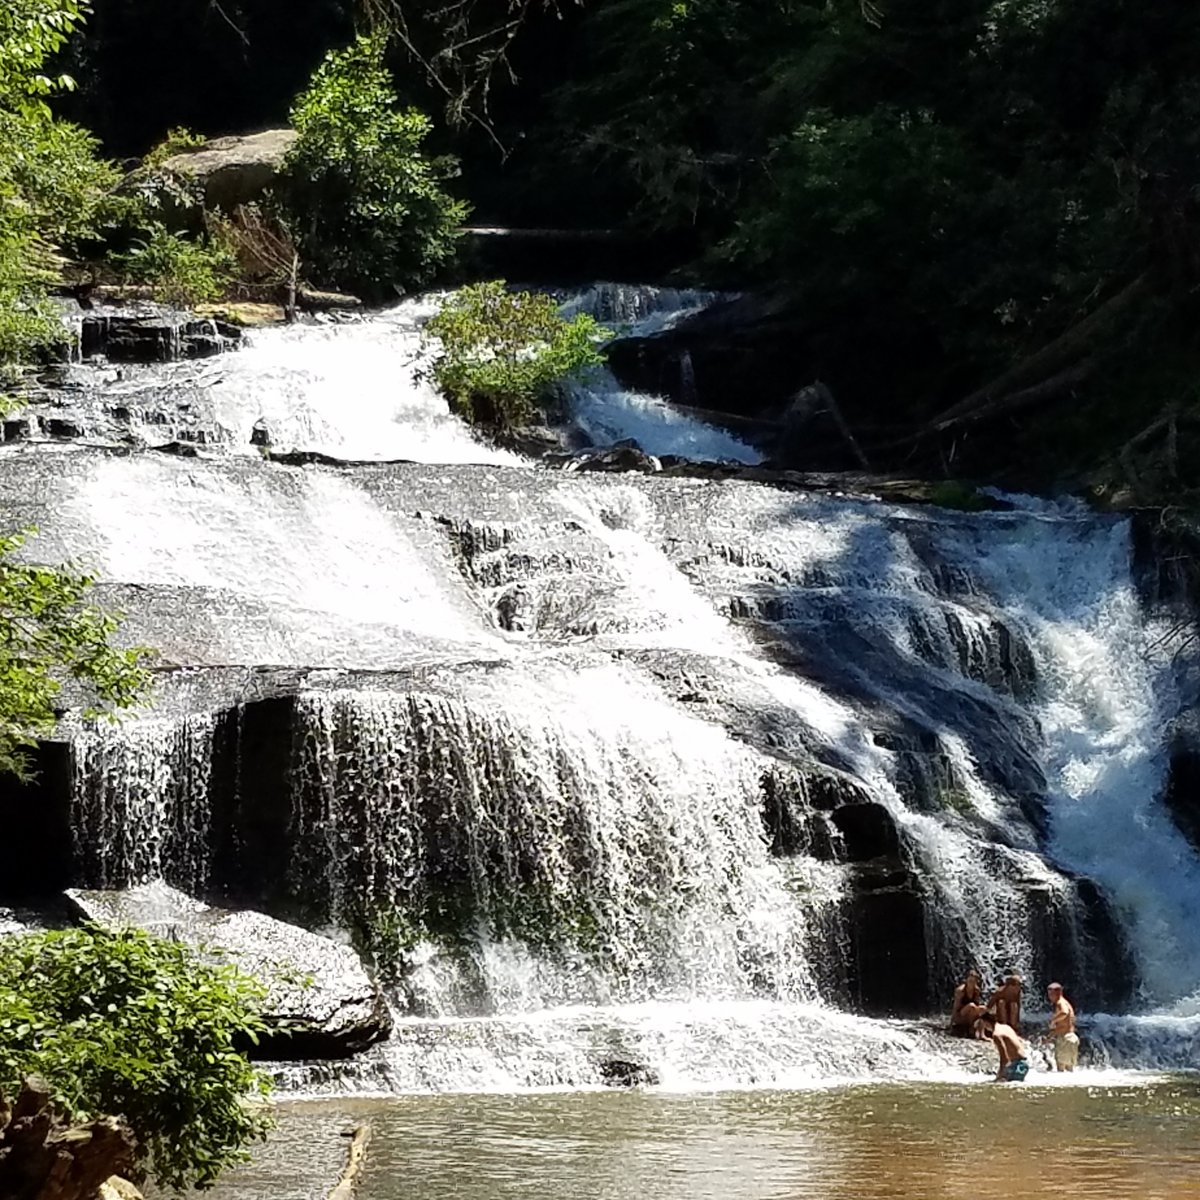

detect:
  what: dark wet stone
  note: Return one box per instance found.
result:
[64,882,392,1060]
[831,803,901,862]
[843,865,931,1016]
[46,418,84,439]
[598,1058,660,1087]
[79,308,241,364]
[1165,710,1200,853]
[3,418,34,441]
[152,441,200,458]
[570,445,662,473]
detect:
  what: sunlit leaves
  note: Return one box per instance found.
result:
[0,529,152,779]
[425,281,609,429]
[0,926,273,1191]
[282,34,467,299]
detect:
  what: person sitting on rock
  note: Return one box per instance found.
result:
[974,1011,1030,1082]
[949,967,986,1036]
[986,972,1023,1032]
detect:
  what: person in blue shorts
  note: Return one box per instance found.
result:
[974,1011,1030,1082]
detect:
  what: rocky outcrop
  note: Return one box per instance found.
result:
[1164,710,1200,852]
[79,307,241,363]
[0,1077,135,1200]
[156,129,298,212]
[64,883,391,1060]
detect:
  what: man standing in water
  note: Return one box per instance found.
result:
[1046,982,1079,1072]
[986,972,1023,1031]
[975,1012,1030,1081]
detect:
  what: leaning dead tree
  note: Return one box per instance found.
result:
[0,1078,135,1200]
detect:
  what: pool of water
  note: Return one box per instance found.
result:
[204,1075,1200,1200]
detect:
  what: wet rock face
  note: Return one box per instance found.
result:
[79,308,242,364]
[1165,711,1200,853]
[598,1058,661,1087]
[64,883,391,1060]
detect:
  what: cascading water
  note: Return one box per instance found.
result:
[5,284,1198,1090]
[204,300,522,464]
[941,507,1200,1007]
[71,713,217,894]
[557,284,763,463]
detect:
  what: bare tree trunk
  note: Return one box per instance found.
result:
[0,1078,136,1200]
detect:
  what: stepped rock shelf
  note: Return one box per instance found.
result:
[0,286,1196,1087]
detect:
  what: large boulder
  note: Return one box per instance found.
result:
[64,883,391,1060]
[157,129,299,211]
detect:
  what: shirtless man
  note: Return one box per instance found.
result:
[1046,982,1079,1072]
[949,968,986,1036]
[974,1011,1030,1082]
[986,972,1023,1032]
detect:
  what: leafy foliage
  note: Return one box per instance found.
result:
[0,926,273,1192]
[142,125,207,168]
[0,1,123,368]
[116,222,236,306]
[425,282,608,428]
[281,34,466,300]
[0,0,87,104]
[0,529,151,779]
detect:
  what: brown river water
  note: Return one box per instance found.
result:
[201,1075,1200,1200]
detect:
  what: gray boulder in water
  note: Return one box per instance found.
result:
[63,883,391,1061]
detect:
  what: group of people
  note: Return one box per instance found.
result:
[949,969,1079,1082]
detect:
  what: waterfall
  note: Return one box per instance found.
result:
[205,300,521,464]
[7,293,1200,1083]
[288,675,838,1012]
[71,713,217,893]
[557,284,764,464]
[944,507,1200,1008]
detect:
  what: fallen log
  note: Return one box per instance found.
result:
[0,1077,136,1200]
[326,1125,371,1200]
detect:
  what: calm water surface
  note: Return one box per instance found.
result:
[207,1076,1200,1200]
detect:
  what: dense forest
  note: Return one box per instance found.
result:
[8,0,1200,494]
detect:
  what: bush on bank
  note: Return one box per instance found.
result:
[425,281,608,430]
[280,34,466,302]
[0,926,274,1192]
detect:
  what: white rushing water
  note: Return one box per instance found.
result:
[14,288,1199,1087]
[186,284,762,466]
[72,713,217,894]
[948,509,1200,1010]
[560,284,764,464]
[204,300,521,465]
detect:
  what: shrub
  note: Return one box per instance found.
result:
[116,223,236,306]
[0,528,152,779]
[0,2,123,365]
[424,282,609,429]
[281,34,466,300]
[143,125,207,169]
[0,926,273,1191]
